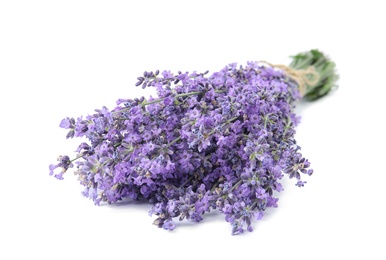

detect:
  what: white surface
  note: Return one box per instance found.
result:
[1,1,385,259]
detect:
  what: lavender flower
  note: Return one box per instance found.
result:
[49,155,74,180]
[50,49,338,235]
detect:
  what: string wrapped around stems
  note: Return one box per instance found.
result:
[260,61,320,97]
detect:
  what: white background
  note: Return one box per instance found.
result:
[1,1,385,259]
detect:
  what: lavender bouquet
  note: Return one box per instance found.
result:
[50,49,338,235]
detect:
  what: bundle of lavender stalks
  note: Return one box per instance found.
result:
[50,49,338,235]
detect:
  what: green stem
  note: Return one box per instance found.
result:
[208,116,239,135]
[70,155,84,163]
[248,200,258,211]
[112,90,227,116]
[142,90,226,107]
[166,136,181,148]
[289,49,339,101]
[229,179,243,192]
[179,174,196,188]
[210,177,224,192]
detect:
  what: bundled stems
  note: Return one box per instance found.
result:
[289,49,339,101]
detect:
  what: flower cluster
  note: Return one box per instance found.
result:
[50,50,337,235]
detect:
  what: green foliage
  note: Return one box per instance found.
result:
[290,49,339,101]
